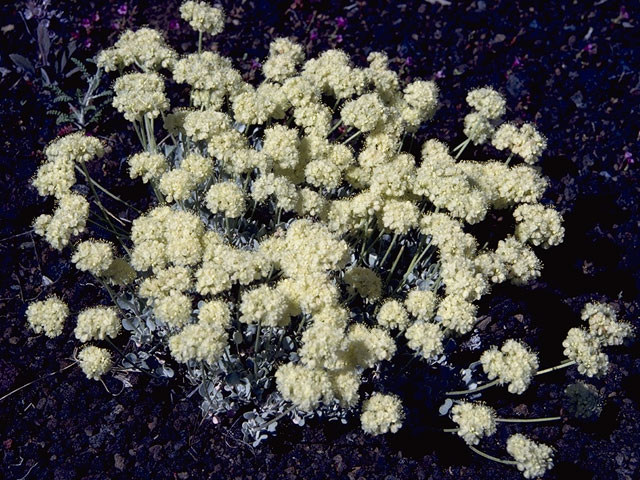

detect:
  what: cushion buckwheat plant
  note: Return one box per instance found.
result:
[26,2,634,476]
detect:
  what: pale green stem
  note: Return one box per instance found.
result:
[446,360,577,396]
[536,360,576,375]
[151,181,165,204]
[0,361,77,402]
[80,161,130,255]
[132,120,146,150]
[496,416,561,423]
[341,130,362,145]
[359,228,383,260]
[468,445,517,466]
[505,153,514,166]
[327,118,343,136]
[261,405,296,429]
[378,234,398,270]
[198,31,203,54]
[395,237,431,292]
[445,378,500,396]
[385,244,405,286]
[86,217,129,239]
[454,138,471,160]
[75,165,142,214]
[253,319,262,379]
[144,116,157,153]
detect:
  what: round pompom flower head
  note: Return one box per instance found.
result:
[275,362,333,411]
[506,433,554,479]
[78,345,113,381]
[113,72,169,122]
[71,240,114,276]
[180,1,225,35]
[341,93,388,132]
[480,339,539,394]
[205,181,246,218]
[360,393,404,435]
[466,87,506,120]
[451,402,497,446]
[376,299,409,331]
[74,306,122,342]
[26,296,69,338]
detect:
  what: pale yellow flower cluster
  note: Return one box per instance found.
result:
[414,139,489,224]
[72,240,115,276]
[275,362,334,411]
[78,345,113,380]
[173,52,244,109]
[168,320,227,364]
[343,266,382,301]
[30,18,586,451]
[239,284,290,327]
[404,289,437,322]
[205,181,246,218]
[480,339,539,394]
[462,87,506,145]
[33,193,89,250]
[128,152,168,184]
[376,299,409,331]
[506,434,554,479]
[181,152,214,183]
[360,393,404,435]
[513,203,565,248]
[451,402,497,446]
[180,1,225,35]
[492,123,547,164]
[262,38,305,83]
[33,133,103,199]
[404,321,444,360]
[96,28,177,72]
[562,302,634,377]
[113,72,169,122]
[302,49,368,100]
[75,306,121,342]
[139,265,193,300]
[130,207,204,271]
[341,93,388,132]
[26,296,69,338]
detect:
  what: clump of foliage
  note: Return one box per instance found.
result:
[26,1,634,476]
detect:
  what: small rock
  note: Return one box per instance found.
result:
[493,34,506,43]
[149,444,162,461]
[571,91,586,108]
[114,453,126,471]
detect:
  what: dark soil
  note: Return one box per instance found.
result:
[1,0,639,479]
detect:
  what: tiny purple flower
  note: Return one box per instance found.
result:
[404,56,414,67]
[335,34,343,43]
[92,12,100,22]
[310,29,318,41]
[81,17,91,28]
[335,16,347,29]
[84,38,92,48]
[619,6,629,20]
[511,57,522,68]
[168,19,180,30]
[434,69,445,79]
[250,58,262,70]
[117,4,128,15]
[623,151,634,165]
[583,43,596,54]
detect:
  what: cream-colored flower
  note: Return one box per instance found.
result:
[360,393,404,435]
